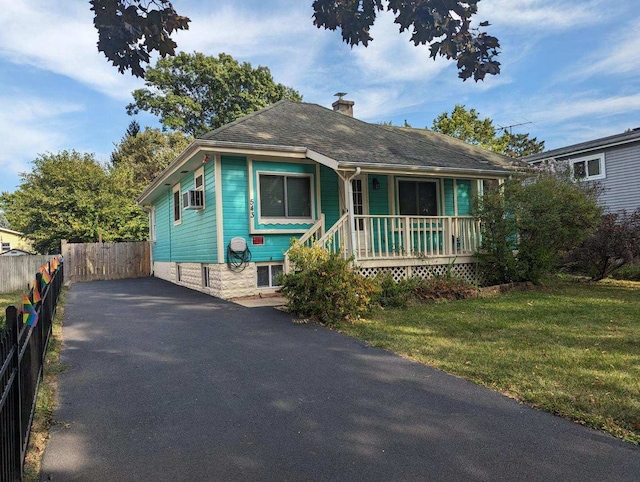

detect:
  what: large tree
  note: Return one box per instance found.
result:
[432,104,545,158]
[0,212,9,229]
[126,52,302,137]
[91,0,500,81]
[0,151,147,253]
[111,121,193,186]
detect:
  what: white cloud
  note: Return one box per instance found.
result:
[478,0,605,30]
[495,91,640,148]
[528,93,640,125]
[351,11,452,83]
[566,18,640,79]
[0,94,83,188]
[0,0,143,100]
[172,2,332,91]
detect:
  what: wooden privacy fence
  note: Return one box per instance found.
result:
[1,261,63,481]
[0,255,51,293]
[61,240,151,284]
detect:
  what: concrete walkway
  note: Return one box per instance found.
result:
[41,278,640,481]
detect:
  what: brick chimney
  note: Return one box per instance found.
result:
[332,92,354,117]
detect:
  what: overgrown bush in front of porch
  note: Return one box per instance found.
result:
[473,170,602,284]
[279,241,379,326]
[282,244,480,323]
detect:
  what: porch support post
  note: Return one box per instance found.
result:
[345,167,361,262]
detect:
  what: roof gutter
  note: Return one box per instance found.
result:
[336,161,515,178]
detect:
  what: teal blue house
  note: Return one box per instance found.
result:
[137,98,515,299]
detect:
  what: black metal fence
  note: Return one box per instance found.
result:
[1,261,63,481]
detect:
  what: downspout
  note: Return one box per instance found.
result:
[346,167,361,262]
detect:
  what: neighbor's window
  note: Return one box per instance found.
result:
[173,184,181,224]
[257,264,283,288]
[398,180,438,216]
[571,154,605,181]
[259,173,312,219]
[1,242,10,252]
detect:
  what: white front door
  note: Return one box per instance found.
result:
[351,177,370,253]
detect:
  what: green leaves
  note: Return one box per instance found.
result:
[91,0,189,78]
[0,150,150,254]
[126,52,302,137]
[473,173,603,284]
[313,0,500,81]
[432,104,545,158]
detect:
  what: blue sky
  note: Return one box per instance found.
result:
[1,0,639,194]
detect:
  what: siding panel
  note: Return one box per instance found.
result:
[320,166,341,228]
[368,174,388,215]
[152,159,217,263]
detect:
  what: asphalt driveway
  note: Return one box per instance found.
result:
[41,277,640,481]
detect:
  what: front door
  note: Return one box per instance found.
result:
[351,177,370,253]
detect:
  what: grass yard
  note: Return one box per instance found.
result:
[0,289,25,331]
[338,279,640,444]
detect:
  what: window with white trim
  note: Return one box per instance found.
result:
[257,264,283,288]
[194,166,205,209]
[173,184,182,225]
[258,173,312,221]
[1,242,10,252]
[570,154,605,181]
[398,180,439,216]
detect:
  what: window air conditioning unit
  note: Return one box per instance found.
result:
[183,190,204,210]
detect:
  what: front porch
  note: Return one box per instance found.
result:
[286,212,481,282]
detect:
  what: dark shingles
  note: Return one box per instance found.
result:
[201,100,514,172]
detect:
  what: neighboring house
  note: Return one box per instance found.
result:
[137,98,515,299]
[0,227,34,254]
[522,128,640,213]
[0,248,34,256]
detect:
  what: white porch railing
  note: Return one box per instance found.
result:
[353,215,480,259]
[283,214,326,272]
[284,214,480,271]
[316,213,350,259]
[296,213,325,247]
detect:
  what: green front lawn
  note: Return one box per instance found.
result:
[0,289,24,331]
[338,279,640,444]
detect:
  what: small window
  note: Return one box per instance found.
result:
[259,173,312,219]
[173,184,182,224]
[257,264,283,288]
[398,180,438,216]
[149,207,156,242]
[571,154,605,181]
[202,266,210,288]
[176,264,182,282]
[1,242,10,252]
[194,167,205,209]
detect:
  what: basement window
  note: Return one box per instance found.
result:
[257,264,283,288]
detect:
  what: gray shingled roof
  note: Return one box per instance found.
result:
[201,100,513,172]
[522,128,640,162]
